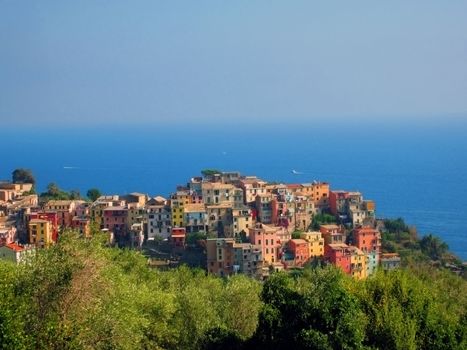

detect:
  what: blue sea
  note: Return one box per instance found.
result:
[2,120,467,259]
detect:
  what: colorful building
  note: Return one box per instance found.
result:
[288,239,310,266]
[103,206,128,236]
[381,253,401,270]
[348,246,367,279]
[320,224,345,245]
[248,223,281,265]
[0,243,35,264]
[324,243,351,274]
[171,227,186,250]
[147,199,172,240]
[232,206,253,237]
[71,216,91,237]
[28,211,59,242]
[255,194,273,224]
[237,177,267,204]
[206,203,233,236]
[300,231,325,258]
[44,200,84,227]
[201,182,235,205]
[28,219,53,246]
[184,203,207,233]
[352,227,381,255]
[206,238,262,278]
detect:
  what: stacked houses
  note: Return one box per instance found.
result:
[0,171,398,276]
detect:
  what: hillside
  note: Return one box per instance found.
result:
[0,231,465,350]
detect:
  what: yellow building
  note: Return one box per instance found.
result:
[28,219,53,247]
[300,231,325,258]
[171,191,192,227]
[349,246,367,280]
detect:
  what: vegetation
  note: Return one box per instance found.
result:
[0,230,465,349]
[201,169,222,177]
[12,168,36,186]
[381,218,459,267]
[291,230,303,239]
[86,188,101,202]
[39,183,81,202]
[310,213,336,231]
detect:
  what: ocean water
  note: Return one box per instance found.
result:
[2,121,467,259]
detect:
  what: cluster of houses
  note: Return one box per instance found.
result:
[0,171,400,278]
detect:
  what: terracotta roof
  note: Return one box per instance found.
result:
[286,184,302,189]
[5,243,24,252]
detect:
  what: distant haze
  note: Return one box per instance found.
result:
[1,0,467,126]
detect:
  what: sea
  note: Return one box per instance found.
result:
[2,120,467,260]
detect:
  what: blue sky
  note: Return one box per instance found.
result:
[1,0,466,126]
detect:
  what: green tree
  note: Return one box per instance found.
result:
[69,189,81,200]
[384,218,409,234]
[46,182,60,197]
[419,234,449,260]
[86,188,101,202]
[291,231,302,239]
[12,168,36,185]
[254,267,366,349]
[201,169,222,177]
[311,213,336,230]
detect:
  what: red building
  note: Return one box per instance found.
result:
[28,211,59,242]
[171,227,186,249]
[288,239,310,266]
[103,206,128,235]
[324,243,351,274]
[352,227,381,254]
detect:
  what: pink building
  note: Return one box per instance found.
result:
[103,206,128,234]
[324,243,352,274]
[249,223,281,265]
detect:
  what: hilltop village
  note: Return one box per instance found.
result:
[0,170,400,279]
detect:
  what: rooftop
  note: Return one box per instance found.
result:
[184,204,206,213]
[290,239,308,245]
[29,218,50,224]
[5,242,25,252]
[103,206,127,211]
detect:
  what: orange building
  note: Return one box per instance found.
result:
[352,227,381,255]
[288,239,310,266]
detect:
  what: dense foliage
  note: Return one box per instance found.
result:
[310,213,336,230]
[381,218,460,267]
[12,168,35,186]
[39,183,81,202]
[0,232,465,349]
[201,169,222,177]
[86,188,102,202]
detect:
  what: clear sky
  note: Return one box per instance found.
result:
[1,0,466,126]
